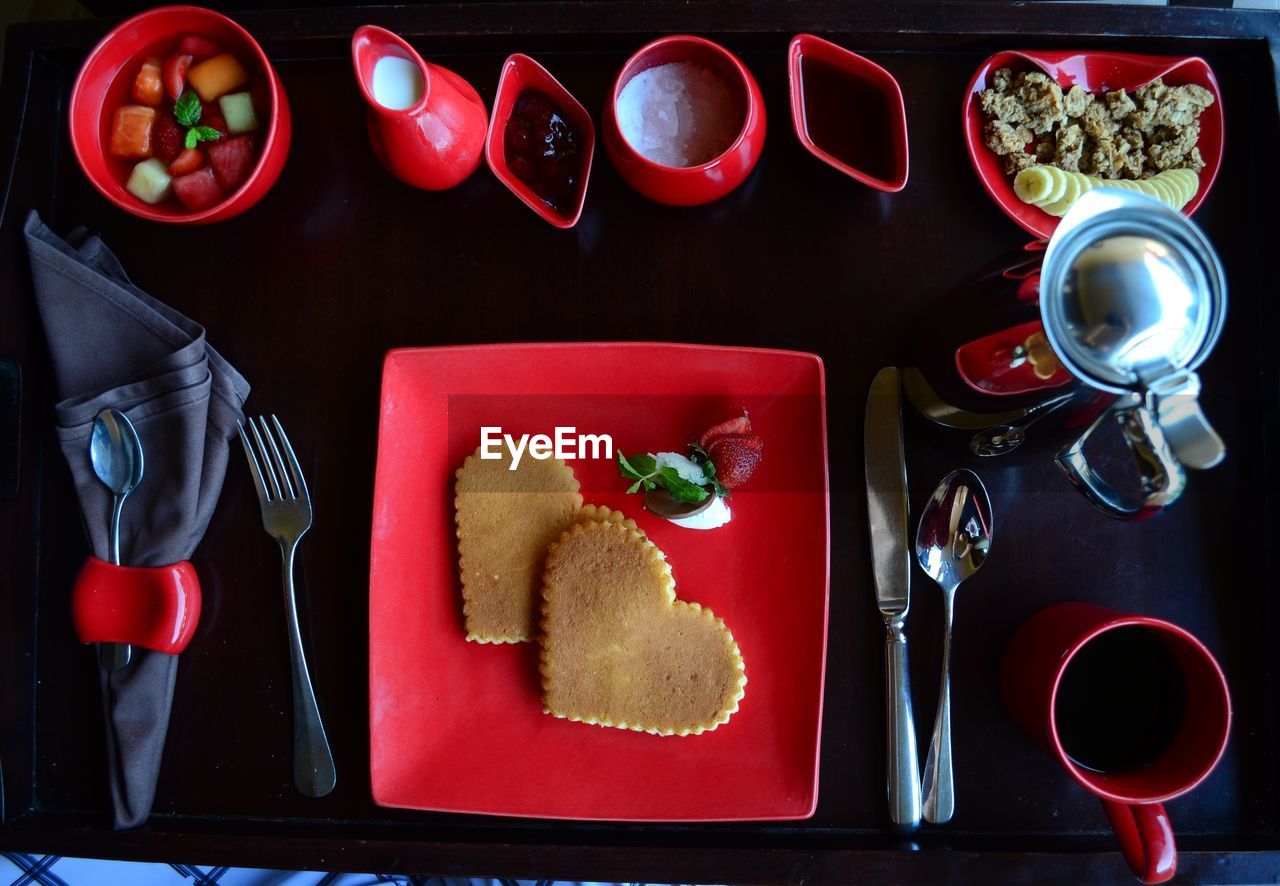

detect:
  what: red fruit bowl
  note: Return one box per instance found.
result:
[485,54,595,229]
[963,50,1223,239]
[70,5,291,224]
[603,35,766,207]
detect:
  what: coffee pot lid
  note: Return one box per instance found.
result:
[1039,189,1227,396]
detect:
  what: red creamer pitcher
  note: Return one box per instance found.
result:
[352,25,488,190]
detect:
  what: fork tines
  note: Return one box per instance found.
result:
[237,414,310,505]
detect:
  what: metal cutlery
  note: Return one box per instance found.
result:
[864,366,922,829]
[89,408,143,672]
[914,469,992,824]
[238,414,337,798]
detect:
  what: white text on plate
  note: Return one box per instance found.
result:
[479,426,614,470]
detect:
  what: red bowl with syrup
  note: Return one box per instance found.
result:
[486,54,595,229]
[69,5,291,224]
[603,35,766,207]
[788,34,909,192]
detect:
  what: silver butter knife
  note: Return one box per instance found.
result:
[864,366,922,829]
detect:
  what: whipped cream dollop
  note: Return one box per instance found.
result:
[666,493,732,530]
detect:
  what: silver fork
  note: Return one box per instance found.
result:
[237,414,337,798]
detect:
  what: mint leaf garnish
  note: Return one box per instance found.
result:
[658,467,710,503]
[191,125,221,143]
[174,91,201,127]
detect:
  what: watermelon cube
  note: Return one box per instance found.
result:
[125,159,172,204]
[186,52,250,102]
[179,34,223,60]
[206,136,257,192]
[171,167,225,211]
[218,92,258,134]
[108,105,157,159]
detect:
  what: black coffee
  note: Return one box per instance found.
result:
[1054,626,1188,773]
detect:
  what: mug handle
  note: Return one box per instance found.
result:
[1102,799,1176,884]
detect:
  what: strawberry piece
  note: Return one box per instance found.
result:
[206,135,256,191]
[698,407,752,450]
[132,60,163,107]
[163,53,193,101]
[200,103,229,136]
[152,114,183,163]
[171,166,225,211]
[179,34,222,60]
[167,147,204,176]
[707,433,764,489]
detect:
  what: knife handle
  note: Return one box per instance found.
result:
[885,620,922,829]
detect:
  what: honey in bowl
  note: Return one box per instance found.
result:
[799,56,897,184]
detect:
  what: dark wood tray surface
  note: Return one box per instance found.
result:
[2,3,1279,882]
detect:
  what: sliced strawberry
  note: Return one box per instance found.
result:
[698,407,752,450]
[200,103,229,136]
[707,433,764,489]
[167,147,204,176]
[171,166,225,211]
[152,113,183,163]
[163,53,193,101]
[179,34,223,60]
[206,135,256,191]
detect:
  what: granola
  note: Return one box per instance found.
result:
[978,68,1213,181]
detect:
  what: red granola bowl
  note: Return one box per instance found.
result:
[69,5,291,224]
[963,50,1223,239]
[603,35,766,207]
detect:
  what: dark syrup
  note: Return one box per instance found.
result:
[504,89,580,212]
[799,57,897,183]
[1054,626,1188,773]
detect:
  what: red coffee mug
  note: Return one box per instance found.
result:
[1001,603,1231,884]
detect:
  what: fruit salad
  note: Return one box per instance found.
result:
[107,33,265,212]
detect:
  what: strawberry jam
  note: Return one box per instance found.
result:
[504,90,580,210]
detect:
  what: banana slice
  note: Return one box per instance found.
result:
[1170,169,1200,209]
[1134,179,1162,202]
[1074,172,1094,196]
[1036,166,1068,207]
[1153,171,1186,207]
[1043,171,1082,217]
[1147,177,1178,208]
[1014,167,1056,205]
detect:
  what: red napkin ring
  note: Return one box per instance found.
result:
[72,557,201,654]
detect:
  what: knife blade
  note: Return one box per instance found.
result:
[864,366,922,829]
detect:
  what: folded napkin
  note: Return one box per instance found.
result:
[23,210,249,828]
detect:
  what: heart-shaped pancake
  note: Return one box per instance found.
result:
[455,446,582,643]
[539,519,747,736]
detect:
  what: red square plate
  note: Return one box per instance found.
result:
[369,342,830,821]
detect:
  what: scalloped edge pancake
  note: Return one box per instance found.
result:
[538,519,747,736]
[454,446,583,643]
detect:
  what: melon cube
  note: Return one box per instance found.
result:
[171,167,225,211]
[186,52,250,102]
[108,105,157,158]
[125,158,172,204]
[132,60,164,107]
[218,92,258,134]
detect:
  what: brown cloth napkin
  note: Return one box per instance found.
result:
[23,210,249,828]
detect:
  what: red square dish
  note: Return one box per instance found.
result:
[369,343,830,820]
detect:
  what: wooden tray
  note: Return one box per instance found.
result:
[2,3,1278,882]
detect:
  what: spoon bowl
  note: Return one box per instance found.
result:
[90,408,145,671]
[913,469,993,825]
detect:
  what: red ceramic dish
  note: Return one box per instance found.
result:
[787,34,909,192]
[963,51,1224,239]
[352,25,487,191]
[603,36,766,207]
[485,54,595,228]
[369,343,829,820]
[955,319,1072,396]
[69,5,291,224]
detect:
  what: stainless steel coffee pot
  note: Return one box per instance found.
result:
[1040,188,1227,519]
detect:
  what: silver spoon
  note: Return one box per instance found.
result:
[968,393,1078,457]
[90,408,144,672]
[914,469,992,825]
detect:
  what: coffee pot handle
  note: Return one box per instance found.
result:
[1056,404,1186,520]
[1102,798,1177,884]
[1146,371,1226,471]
